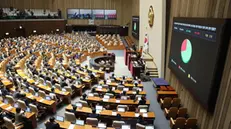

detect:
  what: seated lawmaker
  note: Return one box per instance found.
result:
[88,109,98,118]
[45,117,60,129]
[138,96,147,105]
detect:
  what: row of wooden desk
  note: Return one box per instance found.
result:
[0,101,37,128]
[66,105,155,120]
[86,96,150,105]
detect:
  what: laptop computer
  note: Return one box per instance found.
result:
[123,88,129,91]
[26,107,31,112]
[117,108,125,112]
[88,93,94,97]
[56,116,64,122]
[3,99,8,104]
[104,95,110,99]
[14,103,19,108]
[145,126,154,129]
[75,119,84,126]
[98,123,106,128]
[45,96,51,100]
[76,103,82,108]
[122,125,131,129]
[140,109,147,113]
[96,105,103,110]
[34,92,38,97]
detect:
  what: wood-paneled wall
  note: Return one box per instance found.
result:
[165,0,231,129]
[0,0,134,25]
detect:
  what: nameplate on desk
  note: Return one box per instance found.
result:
[135,113,139,117]
[28,95,33,98]
[103,98,109,102]
[6,106,13,111]
[68,124,75,129]
[47,88,51,90]
[39,99,44,102]
[0,103,6,107]
[112,112,117,116]
[142,113,148,117]
[133,92,136,94]
[116,100,120,103]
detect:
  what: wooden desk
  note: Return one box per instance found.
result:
[95,88,146,95]
[66,105,155,121]
[55,120,114,129]
[10,87,57,113]
[17,69,71,104]
[157,91,178,101]
[86,96,150,105]
[0,101,37,128]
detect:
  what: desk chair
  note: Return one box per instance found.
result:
[16,80,22,88]
[185,118,197,129]
[170,117,186,129]
[172,98,181,108]
[5,95,15,105]
[117,105,128,112]
[112,121,125,128]
[136,123,145,129]
[86,118,98,127]
[29,87,35,95]
[34,75,39,81]
[17,100,27,110]
[138,105,148,112]
[46,81,52,88]
[79,100,88,107]
[93,93,99,97]
[164,107,178,119]
[38,90,46,98]
[64,87,72,95]
[178,108,187,118]
[65,111,76,123]
[117,86,124,91]
[160,97,172,109]
[105,93,114,98]
[3,117,23,129]
[29,104,40,118]
[21,83,27,90]
[39,78,45,85]
[55,84,62,91]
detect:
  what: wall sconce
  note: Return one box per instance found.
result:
[19,26,22,29]
[5,32,9,35]
[33,30,37,33]
[56,29,60,32]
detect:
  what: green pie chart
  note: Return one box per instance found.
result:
[181,39,192,63]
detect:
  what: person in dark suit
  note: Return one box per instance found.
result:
[20,94,29,106]
[51,77,58,85]
[45,76,51,82]
[45,117,60,129]
[137,115,147,125]
[60,79,68,88]
[70,105,78,118]
[138,96,146,105]
[88,109,98,118]
[115,93,121,99]
[107,87,115,95]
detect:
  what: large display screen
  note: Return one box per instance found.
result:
[67,9,80,19]
[132,16,139,40]
[79,9,92,19]
[92,9,105,19]
[168,18,231,112]
[105,10,117,20]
